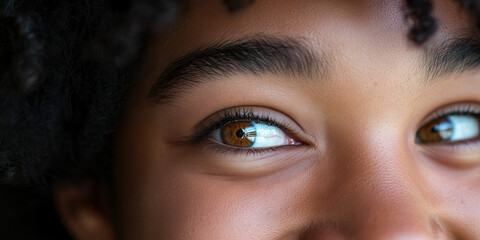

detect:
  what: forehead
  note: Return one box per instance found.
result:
[152,0,469,52]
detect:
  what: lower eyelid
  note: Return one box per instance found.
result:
[203,138,303,156]
[197,141,314,176]
[418,140,480,168]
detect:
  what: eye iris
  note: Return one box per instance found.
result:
[417,117,453,143]
[220,121,256,147]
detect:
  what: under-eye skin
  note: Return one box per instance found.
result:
[189,107,302,156]
[416,103,480,145]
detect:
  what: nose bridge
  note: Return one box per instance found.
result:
[326,123,440,239]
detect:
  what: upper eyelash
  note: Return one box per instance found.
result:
[191,107,292,143]
[433,105,480,119]
[427,104,480,122]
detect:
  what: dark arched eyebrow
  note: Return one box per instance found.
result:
[147,35,326,103]
[147,34,480,104]
[424,35,480,83]
[223,0,255,13]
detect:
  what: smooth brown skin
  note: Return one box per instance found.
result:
[55,0,480,239]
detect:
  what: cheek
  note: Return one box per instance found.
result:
[114,146,324,239]
[449,179,480,236]
[422,166,480,237]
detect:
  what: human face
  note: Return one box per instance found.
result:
[113,0,480,239]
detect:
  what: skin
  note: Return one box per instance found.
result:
[56,0,480,239]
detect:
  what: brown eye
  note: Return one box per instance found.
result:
[220,121,256,147]
[417,117,453,143]
[416,115,480,144]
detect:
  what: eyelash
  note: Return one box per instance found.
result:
[426,104,480,122]
[203,142,294,157]
[190,108,296,155]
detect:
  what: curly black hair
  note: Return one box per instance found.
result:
[0,0,479,239]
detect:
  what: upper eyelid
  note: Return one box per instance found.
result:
[191,107,300,143]
[418,102,480,127]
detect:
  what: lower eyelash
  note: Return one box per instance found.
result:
[203,140,297,157]
[451,139,480,149]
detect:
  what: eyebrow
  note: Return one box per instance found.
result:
[423,35,480,82]
[223,0,255,12]
[147,35,325,103]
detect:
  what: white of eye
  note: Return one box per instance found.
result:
[448,115,480,141]
[249,122,293,148]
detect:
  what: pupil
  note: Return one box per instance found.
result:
[235,129,245,138]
